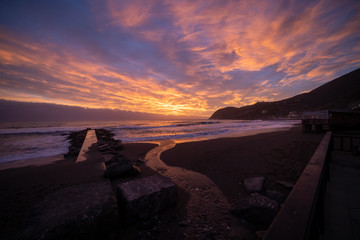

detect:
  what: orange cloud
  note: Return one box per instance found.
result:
[1,0,360,117]
[119,0,360,84]
[107,0,155,27]
[0,31,211,117]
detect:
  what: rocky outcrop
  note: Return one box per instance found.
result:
[210,68,360,120]
[21,181,118,240]
[117,175,177,224]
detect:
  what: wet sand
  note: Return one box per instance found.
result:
[0,126,325,239]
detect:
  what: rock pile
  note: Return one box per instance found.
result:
[40,129,178,239]
[95,129,123,154]
[64,128,124,160]
[63,129,89,160]
[92,129,140,180]
[231,176,295,234]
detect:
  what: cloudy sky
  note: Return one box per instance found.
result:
[1,0,359,117]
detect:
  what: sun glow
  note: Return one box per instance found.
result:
[0,0,359,117]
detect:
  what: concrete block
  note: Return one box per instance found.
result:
[21,181,118,240]
[117,175,177,223]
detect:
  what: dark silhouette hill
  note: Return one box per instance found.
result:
[0,100,176,122]
[210,68,360,120]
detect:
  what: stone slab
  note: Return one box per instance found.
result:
[76,130,98,163]
[117,175,177,223]
[21,181,118,240]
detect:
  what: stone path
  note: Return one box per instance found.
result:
[76,130,98,163]
[144,140,248,239]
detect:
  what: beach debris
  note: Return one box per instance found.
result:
[243,176,265,193]
[21,181,118,240]
[117,175,177,224]
[230,193,279,227]
[104,154,139,180]
[276,180,295,189]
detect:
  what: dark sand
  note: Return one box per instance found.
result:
[0,126,324,239]
[162,126,325,204]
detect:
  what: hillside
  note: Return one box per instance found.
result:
[210,68,360,120]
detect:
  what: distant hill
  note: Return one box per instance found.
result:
[210,68,360,120]
[0,100,175,122]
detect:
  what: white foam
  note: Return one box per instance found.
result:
[0,119,299,163]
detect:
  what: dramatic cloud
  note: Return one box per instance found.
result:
[0,0,359,117]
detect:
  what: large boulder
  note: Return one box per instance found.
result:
[117,175,177,223]
[21,181,118,240]
[104,155,139,180]
[230,193,279,227]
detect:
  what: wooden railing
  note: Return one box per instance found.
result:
[264,132,332,240]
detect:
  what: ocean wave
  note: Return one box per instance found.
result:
[121,128,228,142]
[0,119,299,163]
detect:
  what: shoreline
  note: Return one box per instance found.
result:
[0,126,325,239]
[174,125,298,144]
[0,154,65,171]
[0,125,296,171]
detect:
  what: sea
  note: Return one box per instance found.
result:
[0,119,298,163]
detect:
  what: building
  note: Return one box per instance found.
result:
[302,110,360,131]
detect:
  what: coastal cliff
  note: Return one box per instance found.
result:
[210,68,360,120]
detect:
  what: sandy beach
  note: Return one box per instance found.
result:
[162,126,325,204]
[0,126,325,239]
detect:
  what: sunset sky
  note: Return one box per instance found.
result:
[1,0,360,117]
